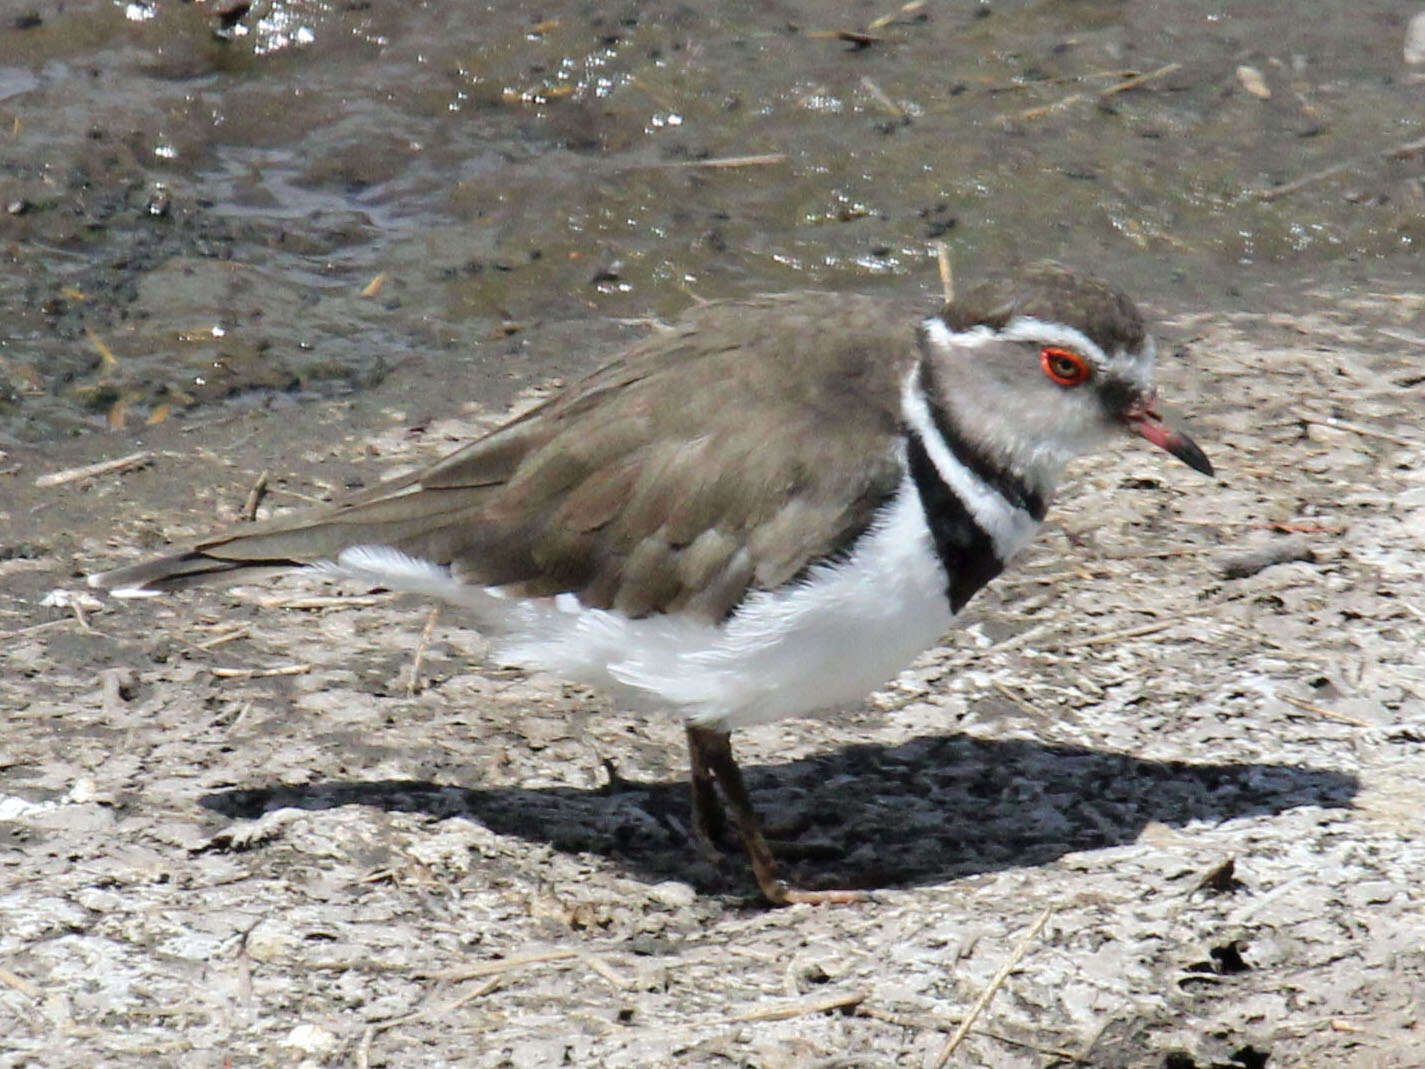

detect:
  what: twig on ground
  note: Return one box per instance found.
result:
[422,947,581,982]
[868,0,924,31]
[262,485,326,504]
[210,664,312,679]
[35,451,153,488]
[0,617,75,641]
[194,627,251,650]
[0,966,39,1001]
[1258,133,1425,201]
[1302,414,1419,449]
[1376,327,1425,347]
[253,595,386,610]
[806,29,882,46]
[241,470,269,522]
[1388,135,1425,159]
[721,987,867,1024]
[1278,693,1373,728]
[1099,62,1182,99]
[85,327,119,369]
[1058,616,1181,648]
[1053,594,1243,650]
[369,975,502,1036]
[934,242,954,304]
[1256,161,1354,202]
[407,606,440,697]
[657,153,788,169]
[1012,62,1180,121]
[583,954,635,989]
[992,681,1053,723]
[860,76,905,117]
[856,1004,1085,1061]
[931,908,1052,1067]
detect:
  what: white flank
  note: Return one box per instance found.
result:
[898,357,1040,562]
[86,568,162,597]
[322,546,510,618]
[327,476,956,732]
[104,585,165,600]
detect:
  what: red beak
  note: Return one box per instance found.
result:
[1126,397,1214,477]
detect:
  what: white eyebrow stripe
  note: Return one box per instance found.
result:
[922,314,1155,394]
[996,316,1107,364]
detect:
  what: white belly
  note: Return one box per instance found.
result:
[333,476,1028,732]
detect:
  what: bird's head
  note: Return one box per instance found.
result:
[922,263,1213,490]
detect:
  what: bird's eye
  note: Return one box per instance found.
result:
[1040,346,1091,387]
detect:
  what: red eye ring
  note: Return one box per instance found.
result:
[1040,346,1091,387]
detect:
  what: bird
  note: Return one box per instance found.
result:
[89,263,1213,905]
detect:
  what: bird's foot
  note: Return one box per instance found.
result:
[759,875,868,907]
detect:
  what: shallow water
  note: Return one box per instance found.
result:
[1,0,1420,442]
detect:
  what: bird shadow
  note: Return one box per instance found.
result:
[199,733,1357,901]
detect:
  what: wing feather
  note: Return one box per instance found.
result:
[92,292,921,619]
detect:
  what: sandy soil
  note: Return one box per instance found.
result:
[2,291,1424,1067]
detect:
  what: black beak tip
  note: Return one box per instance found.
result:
[1177,437,1215,478]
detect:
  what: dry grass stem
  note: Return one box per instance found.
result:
[1054,598,1242,649]
[85,327,119,369]
[1258,133,1425,202]
[1301,415,1419,449]
[423,947,581,982]
[194,627,251,650]
[1099,62,1183,98]
[1389,135,1425,158]
[255,595,386,610]
[1257,160,1357,202]
[0,617,76,641]
[992,681,1053,722]
[0,966,39,1000]
[1012,93,1086,122]
[407,606,440,697]
[1011,63,1180,122]
[1376,327,1425,347]
[860,76,905,117]
[261,485,326,505]
[210,663,312,679]
[1278,693,1374,729]
[35,450,153,488]
[583,954,634,989]
[806,29,881,46]
[868,1,924,31]
[241,470,269,522]
[674,153,788,169]
[857,1005,1085,1060]
[934,242,954,304]
[721,987,867,1024]
[931,909,1052,1067]
[369,975,502,1036]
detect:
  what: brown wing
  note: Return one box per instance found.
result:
[95,293,921,620]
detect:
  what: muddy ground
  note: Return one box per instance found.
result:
[4,1,1425,1066]
[3,288,1424,1067]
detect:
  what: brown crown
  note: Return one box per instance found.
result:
[941,263,1147,356]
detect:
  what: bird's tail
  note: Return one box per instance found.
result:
[86,485,475,598]
[87,550,300,597]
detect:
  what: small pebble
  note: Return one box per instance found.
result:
[647,880,697,909]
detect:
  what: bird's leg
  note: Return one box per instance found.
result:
[685,723,727,853]
[685,724,863,906]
